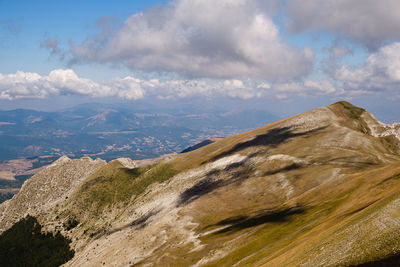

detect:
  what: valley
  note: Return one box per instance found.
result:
[0,104,277,202]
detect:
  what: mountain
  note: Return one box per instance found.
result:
[0,104,278,202]
[1,101,400,266]
[0,104,278,162]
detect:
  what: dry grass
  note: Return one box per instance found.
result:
[8,101,399,267]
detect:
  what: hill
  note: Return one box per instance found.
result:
[1,101,400,266]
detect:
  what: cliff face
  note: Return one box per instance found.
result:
[1,101,400,267]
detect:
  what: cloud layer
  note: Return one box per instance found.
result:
[0,69,266,100]
[55,0,313,80]
[0,69,145,100]
[335,42,400,95]
[286,0,400,49]
[0,69,341,101]
[35,1,400,102]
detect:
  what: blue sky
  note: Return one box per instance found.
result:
[0,0,400,122]
[0,0,166,77]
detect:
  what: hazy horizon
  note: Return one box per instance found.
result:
[1,0,400,123]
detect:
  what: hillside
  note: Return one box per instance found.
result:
[1,101,400,266]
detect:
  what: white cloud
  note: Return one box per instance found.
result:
[273,80,336,95]
[0,70,267,100]
[0,71,54,100]
[219,80,262,99]
[0,69,145,100]
[223,79,244,89]
[275,94,288,100]
[274,82,304,93]
[145,77,337,101]
[257,82,271,89]
[146,78,262,99]
[0,68,343,101]
[55,0,313,80]
[304,80,336,94]
[335,42,400,94]
[286,0,400,49]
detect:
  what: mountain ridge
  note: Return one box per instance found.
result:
[1,101,400,266]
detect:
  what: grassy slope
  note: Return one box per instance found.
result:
[160,170,400,267]
[140,101,400,266]
[61,160,178,238]
[49,101,400,266]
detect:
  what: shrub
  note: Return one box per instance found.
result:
[63,217,79,231]
[0,215,75,267]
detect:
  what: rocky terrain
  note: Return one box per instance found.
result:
[1,101,400,266]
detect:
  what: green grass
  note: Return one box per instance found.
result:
[206,200,361,266]
[380,135,400,154]
[201,205,325,267]
[76,161,178,215]
[194,172,373,267]
[331,101,371,134]
[334,101,365,120]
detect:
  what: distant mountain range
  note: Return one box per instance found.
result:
[1,101,400,266]
[0,104,279,161]
[0,103,279,200]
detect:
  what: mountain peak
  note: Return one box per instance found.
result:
[47,155,71,168]
[329,101,366,118]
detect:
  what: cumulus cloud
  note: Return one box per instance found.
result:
[274,80,336,95]
[335,42,400,94]
[145,78,264,99]
[322,45,353,76]
[48,0,313,80]
[286,0,400,49]
[0,69,145,100]
[147,78,336,100]
[0,69,269,100]
[0,68,344,101]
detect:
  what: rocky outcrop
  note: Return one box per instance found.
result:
[112,157,137,169]
[0,156,106,233]
[362,111,400,141]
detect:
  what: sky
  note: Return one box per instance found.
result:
[1,0,400,122]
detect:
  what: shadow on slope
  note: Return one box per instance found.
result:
[178,148,306,207]
[353,253,400,266]
[0,215,74,267]
[181,139,216,153]
[211,206,305,235]
[177,157,256,206]
[94,209,161,240]
[207,126,327,163]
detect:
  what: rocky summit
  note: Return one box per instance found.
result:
[1,101,400,266]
